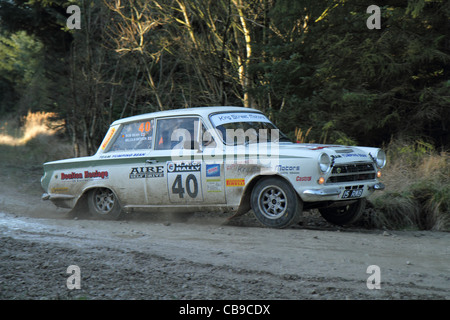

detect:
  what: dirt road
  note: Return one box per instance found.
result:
[0,179,449,300]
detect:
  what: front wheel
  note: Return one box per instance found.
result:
[318,198,366,226]
[251,177,303,229]
[87,188,123,220]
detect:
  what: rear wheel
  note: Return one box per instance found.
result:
[87,188,123,220]
[251,177,302,229]
[318,198,366,226]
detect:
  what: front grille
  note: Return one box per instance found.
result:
[332,163,374,174]
[327,163,376,184]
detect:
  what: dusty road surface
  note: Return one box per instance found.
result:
[0,179,449,300]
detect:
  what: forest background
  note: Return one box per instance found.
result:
[0,0,449,230]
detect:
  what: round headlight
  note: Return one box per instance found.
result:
[376,150,386,168]
[319,153,331,172]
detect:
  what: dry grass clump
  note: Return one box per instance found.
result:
[0,111,72,165]
[0,111,63,146]
[365,140,449,231]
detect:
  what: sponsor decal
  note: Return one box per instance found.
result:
[342,153,368,158]
[61,170,108,180]
[276,165,300,172]
[100,152,146,159]
[225,163,260,174]
[206,178,222,192]
[129,166,164,179]
[206,164,220,177]
[51,187,69,193]
[167,161,201,173]
[296,176,312,182]
[226,178,245,187]
[210,112,271,126]
[84,170,109,179]
[61,172,83,180]
[101,127,116,150]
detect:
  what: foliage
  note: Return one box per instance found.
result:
[0,0,449,153]
[0,31,46,114]
[366,139,450,231]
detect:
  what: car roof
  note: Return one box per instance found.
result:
[111,106,263,126]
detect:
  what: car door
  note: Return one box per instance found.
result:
[146,116,226,205]
[146,116,203,205]
[103,119,155,206]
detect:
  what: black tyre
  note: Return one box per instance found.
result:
[251,177,303,229]
[87,188,123,220]
[319,198,366,226]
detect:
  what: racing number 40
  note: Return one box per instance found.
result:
[172,174,198,198]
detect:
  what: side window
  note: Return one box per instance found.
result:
[108,119,154,151]
[155,117,199,150]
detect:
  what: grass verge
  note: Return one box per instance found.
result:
[0,112,72,195]
[364,140,449,231]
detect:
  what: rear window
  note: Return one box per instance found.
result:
[108,119,154,151]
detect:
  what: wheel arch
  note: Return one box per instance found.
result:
[70,185,122,216]
[236,173,298,216]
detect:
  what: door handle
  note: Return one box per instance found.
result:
[146,159,158,164]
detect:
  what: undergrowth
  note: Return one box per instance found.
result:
[365,140,449,231]
[0,112,72,191]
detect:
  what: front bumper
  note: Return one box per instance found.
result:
[301,182,385,201]
[302,188,341,196]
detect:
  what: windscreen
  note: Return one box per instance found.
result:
[209,112,290,145]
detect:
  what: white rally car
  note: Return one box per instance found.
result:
[41,107,386,228]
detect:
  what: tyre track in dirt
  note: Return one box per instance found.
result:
[1,210,449,300]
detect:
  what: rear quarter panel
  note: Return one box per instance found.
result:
[42,154,150,209]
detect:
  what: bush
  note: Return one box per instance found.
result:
[0,111,72,166]
[365,140,450,231]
